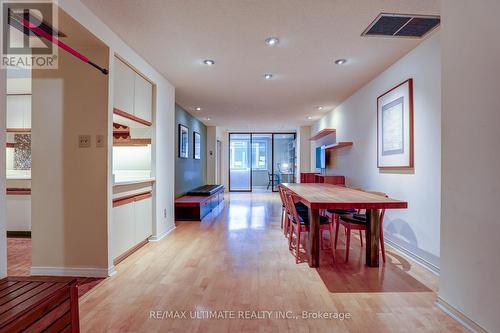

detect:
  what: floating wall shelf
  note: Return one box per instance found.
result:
[309,128,336,141]
[325,142,353,150]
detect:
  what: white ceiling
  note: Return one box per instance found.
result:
[81,0,439,130]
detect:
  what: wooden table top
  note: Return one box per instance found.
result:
[281,183,408,209]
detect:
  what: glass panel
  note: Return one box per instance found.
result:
[273,134,296,191]
[229,133,252,191]
[251,134,272,191]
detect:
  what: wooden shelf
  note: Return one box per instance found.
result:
[113,138,151,146]
[6,128,31,133]
[113,108,152,127]
[309,128,336,141]
[325,141,353,150]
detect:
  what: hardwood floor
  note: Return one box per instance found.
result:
[7,237,31,276]
[79,192,464,332]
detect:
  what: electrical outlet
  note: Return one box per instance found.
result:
[96,135,104,147]
[78,135,91,148]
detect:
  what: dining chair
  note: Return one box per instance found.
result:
[334,191,388,263]
[267,172,279,190]
[285,192,335,264]
[278,185,308,237]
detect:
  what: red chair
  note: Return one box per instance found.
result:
[334,191,388,263]
[285,192,335,264]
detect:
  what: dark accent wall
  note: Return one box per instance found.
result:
[175,104,207,197]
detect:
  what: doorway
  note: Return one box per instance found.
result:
[228,133,296,192]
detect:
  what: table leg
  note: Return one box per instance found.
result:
[307,208,320,267]
[365,209,380,267]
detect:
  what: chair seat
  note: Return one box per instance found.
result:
[327,208,357,215]
[339,213,367,224]
[293,213,330,225]
[295,202,308,211]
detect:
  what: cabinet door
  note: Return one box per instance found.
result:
[6,195,31,231]
[112,202,135,259]
[113,58,135,115]
[133,74,153,123]
[134,196,152,243]
[6,95,29,129]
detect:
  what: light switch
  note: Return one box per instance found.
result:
[96,135,105,147]
[78,135,91,148]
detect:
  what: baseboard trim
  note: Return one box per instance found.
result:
[149,224,175,242]
[384,238,440,275]
[437,297,489,333]
[31,266,114,278]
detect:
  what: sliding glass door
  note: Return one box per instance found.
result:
[229,133,296,192]
[229,133,252,191]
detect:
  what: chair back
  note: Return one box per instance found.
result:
[284,192,302,225]
[277,185,286,207]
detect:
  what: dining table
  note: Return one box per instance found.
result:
[281,183,408,267]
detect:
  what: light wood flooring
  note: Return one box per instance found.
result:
[76,192,464,332]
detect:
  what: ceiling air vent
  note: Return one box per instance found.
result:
[362,13,440,38]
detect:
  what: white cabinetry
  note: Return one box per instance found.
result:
[112,193,153,260]
[112,201,135,258]
[113,57,153,124]
[6,95,31,129]
[6,194,31,231]
[113,58,135,115]
[133,74,153,123]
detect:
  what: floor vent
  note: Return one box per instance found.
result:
[362,13,440,38]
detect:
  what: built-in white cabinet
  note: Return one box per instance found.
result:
[134,196,153,243]
[6,194,31,232]
[112,201,135,258]
[112,193,153,260]
[6,95,31,129]
[113,57,153,124]
[113,58,135,115]
[133,74,153,123]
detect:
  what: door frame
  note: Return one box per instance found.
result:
[228,132,296,192]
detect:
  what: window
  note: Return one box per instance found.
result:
[252,140,268,170]
[230,141,248,170]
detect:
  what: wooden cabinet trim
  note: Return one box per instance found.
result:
[6,188,31,195]
[113,191,152,207]
[113,107,152,127]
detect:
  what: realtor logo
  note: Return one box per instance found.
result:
[1,0,58,69]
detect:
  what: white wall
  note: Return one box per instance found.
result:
[439,1,500,332]
[58,0,176,248]
[0,67,6,278]
[297,126,311,176]
[313,32,441,271]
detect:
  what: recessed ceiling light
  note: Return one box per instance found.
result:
[264,73,273,80]
[317,106,324,111]
[334,58,347,65]
[195,107,202,111]
[265,37,279,46]
[206,117,211,121]
[203,59,215,66]
[308,116,313,120]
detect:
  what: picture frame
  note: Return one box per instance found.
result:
[377,78,414,169]
[178,124,189,158]
[193,131,201,160]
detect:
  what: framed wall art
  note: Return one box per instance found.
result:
[377,78,414,169]
[179,124,189,158]
[193,131,201,160]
